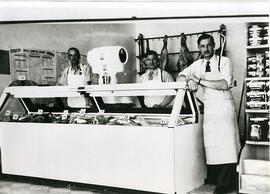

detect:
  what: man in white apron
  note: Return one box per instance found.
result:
[138,50,174,108]
[177,34,240,194]
[58,47,92,108]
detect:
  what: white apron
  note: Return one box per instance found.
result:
[144,69,164,107]
[201,67,241,165]
[67,65,87,107]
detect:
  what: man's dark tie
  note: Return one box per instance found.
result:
[205,61,211,72]
[148,71,154,80]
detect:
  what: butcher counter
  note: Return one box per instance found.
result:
[0,82,206,194]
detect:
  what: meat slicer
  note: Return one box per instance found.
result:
[87,46,128,85]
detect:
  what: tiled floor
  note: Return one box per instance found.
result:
[0,176,238,194]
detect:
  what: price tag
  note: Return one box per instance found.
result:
[61,110,69,120]
[123,114,130,121]
[99,109,105,114]
[61,114,68,120]
[63,110,69,115]
[79,109,86,116]
[18,75,26,80]
[5,110,11,116]
[37,109,43,115]
[92,117,99,124]
[13,114,19,120]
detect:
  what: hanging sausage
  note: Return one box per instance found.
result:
[176,33,194,72]
[160,35,170,71]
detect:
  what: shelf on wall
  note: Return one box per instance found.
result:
[239,189,270,194]
[245,77,270,81]
[245,109,270,113]
[246,141,270,146]
[246,45,270,50]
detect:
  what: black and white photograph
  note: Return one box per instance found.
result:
[0,1,269,194]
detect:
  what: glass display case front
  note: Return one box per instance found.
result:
[0,82,198,128]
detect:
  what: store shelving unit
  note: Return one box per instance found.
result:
[238,23,270,194]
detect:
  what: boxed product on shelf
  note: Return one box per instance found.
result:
[241,174,270,193]
[247,54,267,77]
[248,25,263,46]
[247,91,266,102]
[248,24,269,46]
[262,25,269,45]
[266,81,270,90]
[246,101,267,110]
[247,63,257,71]
[247,56,257,63]
[248,117,269,141]
[246,80,266,91]
[247,71,257,77]
[243,159,270,176]
[265,51,269,77]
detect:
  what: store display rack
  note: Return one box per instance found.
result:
[238,22,270,194]
[134,24,226,74]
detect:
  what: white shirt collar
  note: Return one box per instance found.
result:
[202,55,218,66]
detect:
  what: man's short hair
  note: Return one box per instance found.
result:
[197,33,215,45]
[145,50,158,58]
[68,47,81,56]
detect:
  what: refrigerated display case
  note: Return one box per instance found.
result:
[0,82,206,194]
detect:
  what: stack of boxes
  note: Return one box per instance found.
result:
[246,79,269,141]
[241,159,270,193]
[246,80,269,110]
[248,24,269,46]
[247,51,269,78]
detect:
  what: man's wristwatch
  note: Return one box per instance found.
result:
[198,78,201,85]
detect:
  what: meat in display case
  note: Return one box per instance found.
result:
[0,82,206,194]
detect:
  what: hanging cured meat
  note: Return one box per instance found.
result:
[137,34,145,74]
[176,33,194,72]
[146,39,150,54]
[160,35,170,71]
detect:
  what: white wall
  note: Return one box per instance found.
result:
[0,23,137,93]
[0,75,11,94]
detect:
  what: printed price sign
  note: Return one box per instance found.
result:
[37,109,43,115]
[79,109,86,116]
[18,75,26,80]
[13,114,19,120]
[5,110,11,116]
